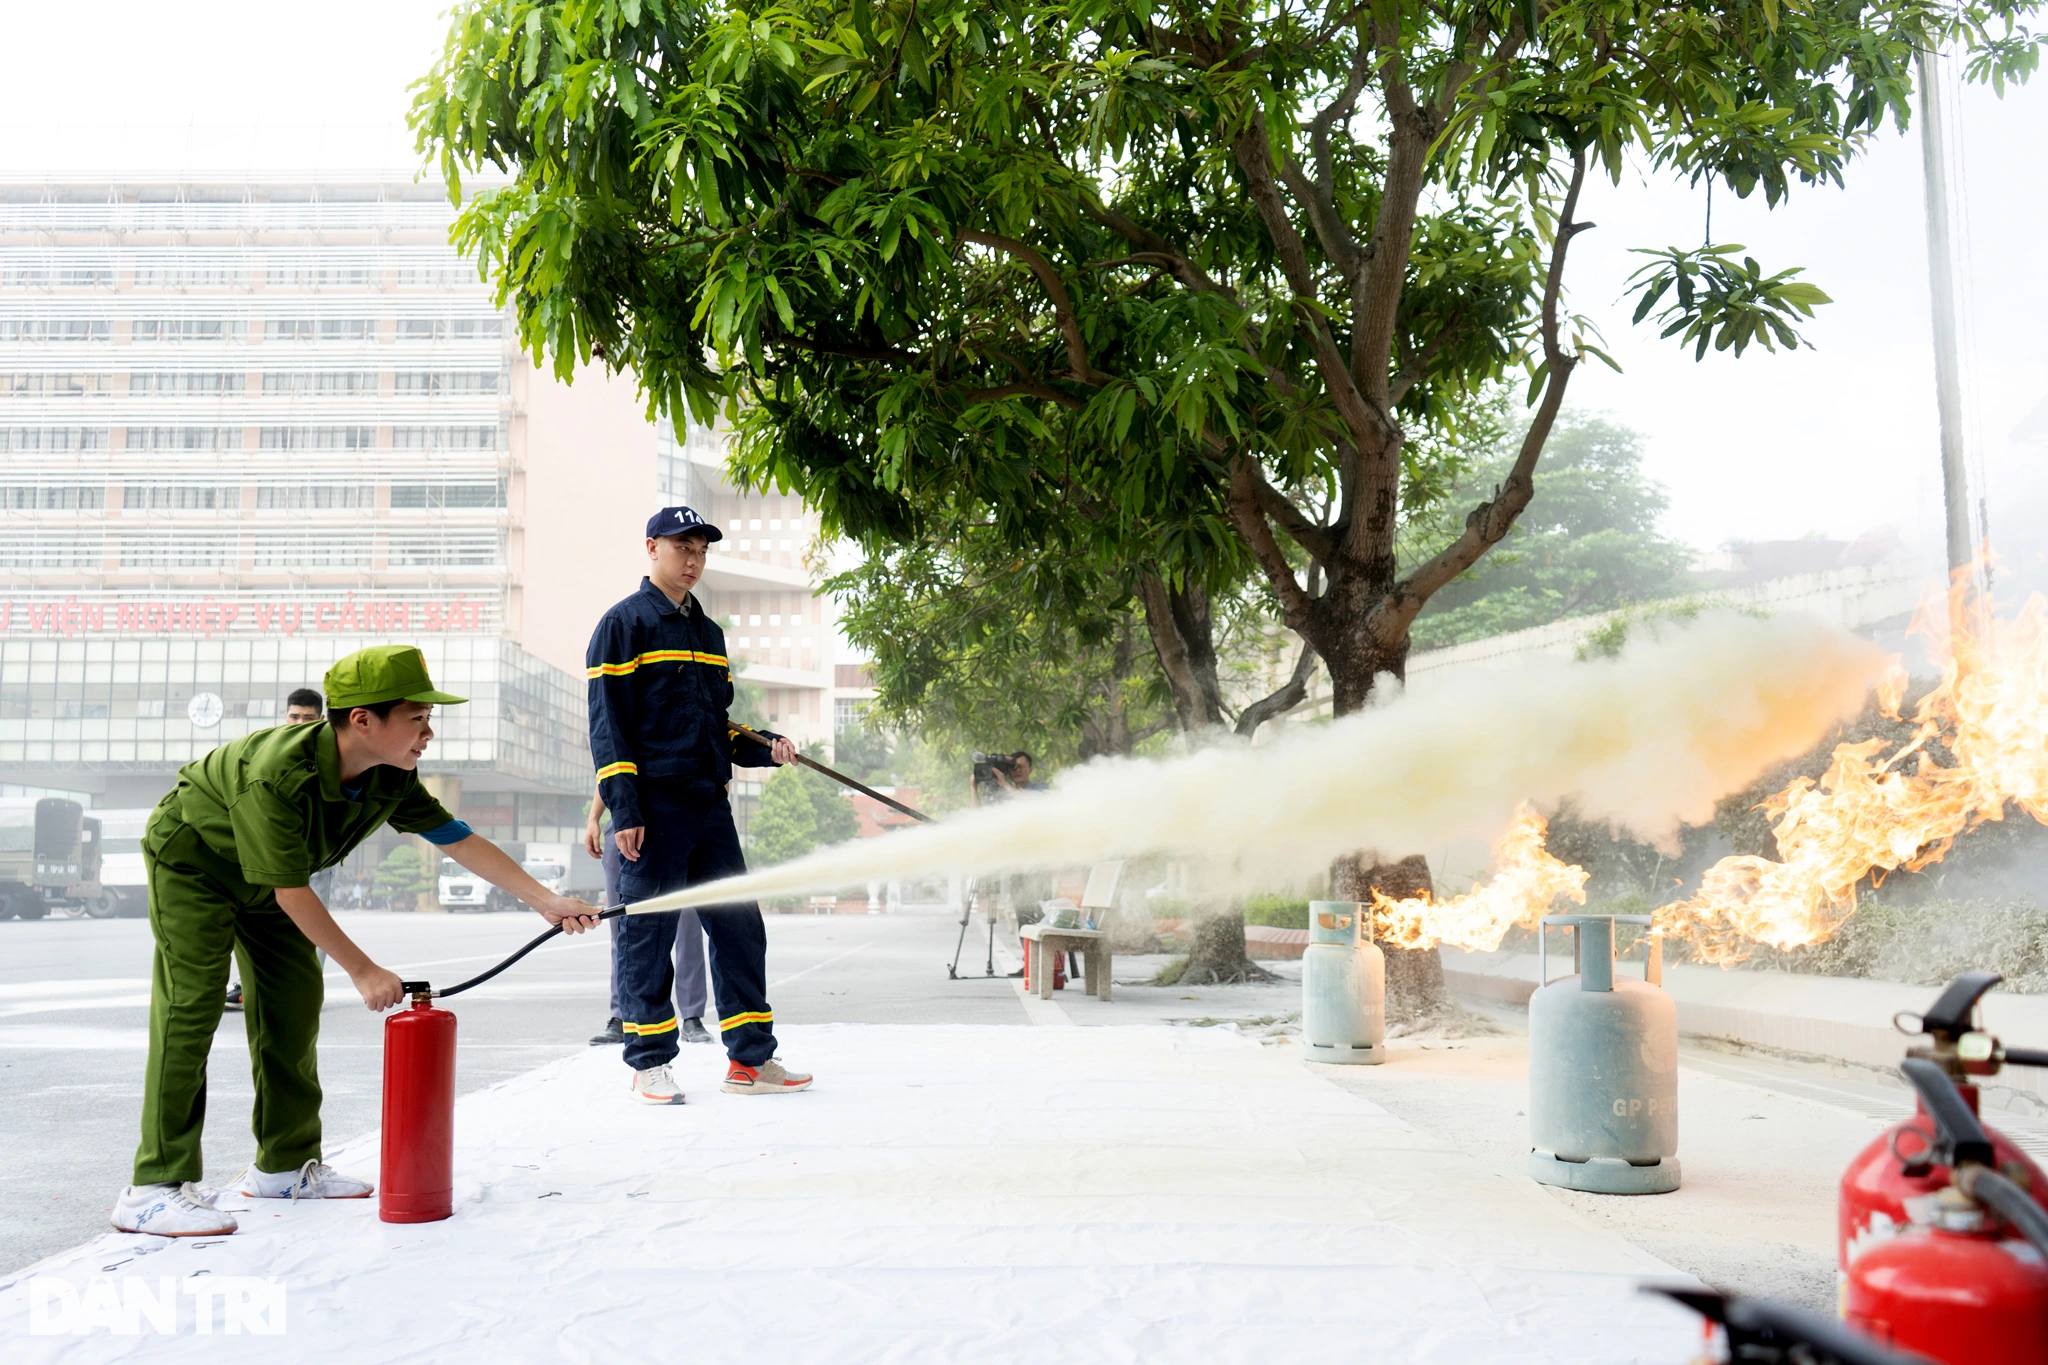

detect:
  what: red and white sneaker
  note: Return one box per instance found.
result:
[632,1064,686,1105]
[721,1059,812,1094]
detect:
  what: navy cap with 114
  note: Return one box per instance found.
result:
[646,506,723,542]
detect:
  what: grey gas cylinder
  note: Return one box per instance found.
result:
[1301,901,1385,1064]
[1527,913,1680,1194]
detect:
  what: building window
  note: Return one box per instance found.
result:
[392,370,499,394]
[131,372,245,394]
[252,533,371,568]
[132,263,245,288]
[265,264,371,287]
[130,319,236,342]
[0,485,104,510]
[390,425,496,451]
[396,317,502,340]
[254,482,372,509]
[0,535,104,569]
[258,425,374,450]
[387,531,502,567]
[834,697,868,733]
[122,483,240,511]
[316,318,375,341]
[389,479,503,509]
[0,319,109,341]
[118,534,237,568]
[264,318,315,341]
[128,427,241,451]
[0,373,115,395]
[396,263,466,287]
[261,370,376,394]
[0,427,109,452]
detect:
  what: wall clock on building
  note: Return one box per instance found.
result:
[187,692,225,729]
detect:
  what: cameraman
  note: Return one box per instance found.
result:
[992,752,1045,795]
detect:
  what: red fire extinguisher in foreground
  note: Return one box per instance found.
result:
[1840,971,2048,1274]
[380,981,456,1224]
[1842,1057,2048,1363]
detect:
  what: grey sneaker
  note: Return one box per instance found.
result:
[590,1016,624,1046]
[680,1016,713,1044]
[721,1059,812,1095]
[631,1064,686,1105]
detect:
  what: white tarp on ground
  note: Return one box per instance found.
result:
[1,1024,1699,1362]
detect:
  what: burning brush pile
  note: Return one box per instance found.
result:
[1375,583,2048,971]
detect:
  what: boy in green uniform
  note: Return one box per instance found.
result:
[112,645,601,1238]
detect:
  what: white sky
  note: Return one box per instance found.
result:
[4,2,2040,561]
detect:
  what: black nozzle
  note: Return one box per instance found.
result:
[1899,1056,1995,1168]
[1641,1285,1931,1365]
[2004,1046,2048,1069]
[1920,971,2004,1040]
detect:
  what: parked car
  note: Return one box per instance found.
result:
[437,857,491,912]
[0,798,93,920]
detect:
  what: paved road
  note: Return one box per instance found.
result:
[0,907,1026,1272]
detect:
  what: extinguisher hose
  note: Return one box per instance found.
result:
[431,907,626,1000]
[1963,1165,2048,1259]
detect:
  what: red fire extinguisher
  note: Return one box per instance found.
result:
[380,981,456,1225]
[1842,1058,2048,1363]
[1841,972,2048,1275]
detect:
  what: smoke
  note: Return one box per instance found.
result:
[627,613,1889,917]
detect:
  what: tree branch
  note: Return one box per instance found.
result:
[1234,639,1319,737]
[956,381,1086,411]
[1387,310,1462,406]
[1081,203,1237,301]
[763,330,921,365]
[959,230,1111,385]
[1351,19,1431,404]
[1373,151,1593,643]
[1138,572,1219,732]
[1226,454,1318,635]
[1241,458,1336,564]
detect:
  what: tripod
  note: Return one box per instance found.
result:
[946,877,1008,979]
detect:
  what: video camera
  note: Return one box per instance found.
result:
[971,751,1029,800]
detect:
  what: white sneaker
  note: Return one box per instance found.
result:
[631,1064,686,1105]
[235,1159,373,1200]
[111,1182,238,1237]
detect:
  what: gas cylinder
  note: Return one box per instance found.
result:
[1841,971,2048,1279]
[380,982,456,1224]
[1301,901,1385,1064]
[1527,913,1679,1194]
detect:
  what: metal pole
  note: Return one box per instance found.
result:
[1917,46,1974,577]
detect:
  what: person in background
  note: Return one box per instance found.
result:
[584,778,715,1047]
[228,687,330,1014]
[587,506,812,1105]
[113,646,601,1237]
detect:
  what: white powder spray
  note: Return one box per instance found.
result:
[626,613,1888,916]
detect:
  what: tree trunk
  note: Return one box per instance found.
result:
[1173,900,1273,985]
[1138,572,1226,732]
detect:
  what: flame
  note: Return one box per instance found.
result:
[1655,576,2048,963]
[1371,803,1588,950]
[1375,577,2048,964]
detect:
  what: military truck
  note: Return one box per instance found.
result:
[0,797,100,920]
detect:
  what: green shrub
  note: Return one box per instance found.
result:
[1243,894,1310,930]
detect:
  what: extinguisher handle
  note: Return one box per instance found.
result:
[1898,1057,1995,1167]
[1919,970,2003,1040]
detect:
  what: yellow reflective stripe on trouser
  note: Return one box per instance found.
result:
[596,761,638,780]
[719,1010,772,1033]
[623,1016,679,1037]
[587,650,729,679]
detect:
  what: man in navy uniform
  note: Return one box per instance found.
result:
[587,506,813,1104]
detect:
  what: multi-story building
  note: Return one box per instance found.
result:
[0,175,869,868]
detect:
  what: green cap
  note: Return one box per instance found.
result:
[323,645,466,710]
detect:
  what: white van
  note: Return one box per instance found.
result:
[437,857,491,911]
[92,808,155,918]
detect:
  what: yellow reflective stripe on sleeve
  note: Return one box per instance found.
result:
[719,1010,773,1033]
[587,650,728,679]
[623,1016,679,1036]
[596,761,639,780]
